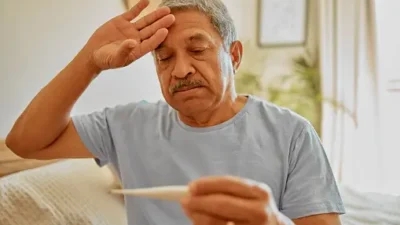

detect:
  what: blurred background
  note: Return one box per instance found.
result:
[0,0,399,197]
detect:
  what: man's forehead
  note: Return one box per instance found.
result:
[156,30,217,50]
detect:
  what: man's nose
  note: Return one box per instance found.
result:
[171,55,195,79]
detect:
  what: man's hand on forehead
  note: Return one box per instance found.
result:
[82,0,175,71]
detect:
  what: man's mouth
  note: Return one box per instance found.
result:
[174,85,202,93]
[169,80,205,94]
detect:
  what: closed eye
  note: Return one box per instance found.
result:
[191,49,206,54]
[158,56,171,62]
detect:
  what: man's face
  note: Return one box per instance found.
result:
[153,9,238,114]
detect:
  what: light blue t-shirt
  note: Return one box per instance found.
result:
[72,95,345,225]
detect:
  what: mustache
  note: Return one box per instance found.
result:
[169,79,204,94]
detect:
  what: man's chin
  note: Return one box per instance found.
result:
[169,97,212,114]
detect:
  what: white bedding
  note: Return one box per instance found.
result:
[0,159,126,225]
[340,185,400,225]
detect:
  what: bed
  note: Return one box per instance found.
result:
[339,184,400,225]
[0,145,399,224]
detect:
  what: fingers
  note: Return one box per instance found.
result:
[251,185,270,202]
[121,0,150,21]
[139,14,175,40]
[112,29,167,65]
[137,28,168,55]
[183,206,227,225]
[183,206,244,225]
[134,6,172,30]
[189,212,235,225]
[183,194,267,221]
[189,176,261,199]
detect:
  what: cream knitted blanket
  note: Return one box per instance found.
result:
[0,159,126,225]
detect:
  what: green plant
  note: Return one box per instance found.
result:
[267,56,357,135]
[235,71,264,96]
[235,54,356,136]
[266,56,323,134]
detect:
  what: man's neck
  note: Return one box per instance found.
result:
[178,95,248,127]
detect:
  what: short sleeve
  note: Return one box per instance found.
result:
[280,122,346,219]
[71,108,115,167]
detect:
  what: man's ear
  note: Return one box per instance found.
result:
[230,41,243,73]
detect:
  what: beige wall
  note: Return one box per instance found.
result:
[0,0,163,137]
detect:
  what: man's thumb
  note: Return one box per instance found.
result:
[116,39,138,58]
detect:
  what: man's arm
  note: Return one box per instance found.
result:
[293,213,342,225]
[6,50,98,159]
[5,1,174,160]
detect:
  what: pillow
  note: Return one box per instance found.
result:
[0,159,127,225]
[0,139,60,178]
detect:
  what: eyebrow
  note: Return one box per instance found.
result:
[187,32,213,44]
[155,32,215,52]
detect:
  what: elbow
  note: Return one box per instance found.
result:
[5,131,32,159]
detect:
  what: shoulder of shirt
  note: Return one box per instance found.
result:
[102,99,172,122]
[247,95,312,135]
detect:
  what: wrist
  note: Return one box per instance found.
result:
[72,47,102,80]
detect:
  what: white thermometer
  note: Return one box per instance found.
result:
[110,185,189,201]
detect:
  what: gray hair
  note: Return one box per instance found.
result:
[158,0,238,49]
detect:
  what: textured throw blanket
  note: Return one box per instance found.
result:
[0,159,126,225]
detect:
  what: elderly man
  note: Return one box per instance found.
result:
[6,0,345,224]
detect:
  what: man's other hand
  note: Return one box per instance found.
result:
[181,176,286,225]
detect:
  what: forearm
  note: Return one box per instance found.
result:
[6,49,99,154]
